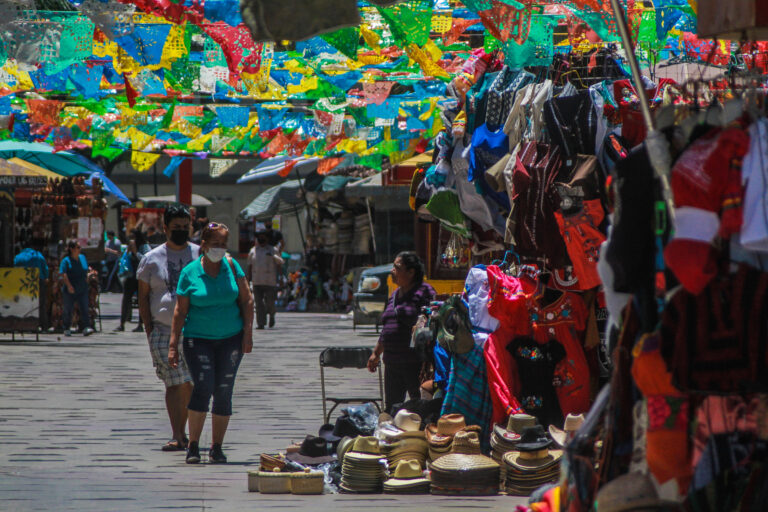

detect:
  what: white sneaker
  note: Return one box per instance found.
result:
[64,329,72,337]
[83,327,95,336]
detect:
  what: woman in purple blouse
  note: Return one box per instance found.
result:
[367,251,435,413]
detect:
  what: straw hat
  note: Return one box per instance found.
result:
[344,436,383,461]
[383,459,429,492]
[426,414,466,445]
[451,430,481,455]
[494,413,537,442]
[549,413,585,448]
[429,453,500,496]
[393,409,422,431]
[336,436,355,459]
[504,448,562,471]
[378,412,394,425]
[431,453,499,472]
[596,473,683,512]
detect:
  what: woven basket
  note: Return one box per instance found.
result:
[258,468,291,494]
[260,453,286,472]
[290,468,325,495]
[247,470,260,492]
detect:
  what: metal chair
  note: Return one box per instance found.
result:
[320,347,384,424]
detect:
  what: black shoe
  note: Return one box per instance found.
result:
[209,443,227,464]
[115,325,124,332]
[132,325,144,333]
[256,325,265,330]
[186,441,200,464]
[268,315,275,328]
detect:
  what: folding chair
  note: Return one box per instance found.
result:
[320,347,384,424]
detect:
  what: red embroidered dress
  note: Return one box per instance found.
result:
[524,290,591,418]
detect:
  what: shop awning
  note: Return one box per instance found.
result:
[139,194,213,206]
[396,151,433,168]
[5,158,61,179]
[240,180,306,220]
[344,173,409,202]
[0,158,49,187]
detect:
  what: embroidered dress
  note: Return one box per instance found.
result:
[526,291,591,418]
[485,265,531,424]
[554,199,606,290]
[507,336,565,427]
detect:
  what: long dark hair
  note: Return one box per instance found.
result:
[396,251,425,284]
[131,229,147,248]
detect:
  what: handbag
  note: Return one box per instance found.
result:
[117,250,133,280]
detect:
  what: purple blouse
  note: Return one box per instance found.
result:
[379,282,436,364]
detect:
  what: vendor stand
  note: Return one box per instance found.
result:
[0,160,108,336]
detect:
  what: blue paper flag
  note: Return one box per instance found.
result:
[114,23,173,67]
[217,106,250,128]
[163,156,186,178]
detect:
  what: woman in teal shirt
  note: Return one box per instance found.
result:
[169,222,254,464]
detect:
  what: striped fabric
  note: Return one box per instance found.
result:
[441,332,493,452]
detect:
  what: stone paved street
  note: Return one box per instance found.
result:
[0,293,523,511]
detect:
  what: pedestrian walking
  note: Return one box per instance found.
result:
[367,251,435,413]
[169,222,254,464]
[117,229,149,332]
[103,230,122,292]
[137,204,199,453]
[59,241,95,337]
[246,226,284,329]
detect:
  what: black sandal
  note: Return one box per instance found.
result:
[161,438,188,452]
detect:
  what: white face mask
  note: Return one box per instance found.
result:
[205,247,226,263]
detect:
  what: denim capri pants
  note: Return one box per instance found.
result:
[182,332,244,416]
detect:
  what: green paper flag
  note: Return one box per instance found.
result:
[321,27,360,59]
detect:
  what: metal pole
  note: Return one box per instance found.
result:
[609,0,653,131]
[152,163,158,196]
[609,0,676,227]
[293,204,306,253]
[365,197,377,253]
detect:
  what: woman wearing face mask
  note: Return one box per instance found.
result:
[168,222,254,464]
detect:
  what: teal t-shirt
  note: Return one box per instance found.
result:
[176,257,245,339]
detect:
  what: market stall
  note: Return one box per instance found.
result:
[242,2,767,509]
[0,157,116,335]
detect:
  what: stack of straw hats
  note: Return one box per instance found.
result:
[491,413,537,488]
[503,426,562,496]
[429,428,499,495]
[340,437,386,493]
[378,409,428,468]
[383,459,430,494]
[426,413,479,461]
[429,453,500,496]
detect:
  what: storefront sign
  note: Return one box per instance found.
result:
[0,175,47,187]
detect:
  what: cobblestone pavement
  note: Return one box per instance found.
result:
[0,293,525,511]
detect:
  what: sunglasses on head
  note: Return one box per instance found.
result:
[207,222,228,230]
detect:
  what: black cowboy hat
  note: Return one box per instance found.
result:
[516,425,552,452]
[285,435,336,465]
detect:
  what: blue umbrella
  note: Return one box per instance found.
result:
[0,140,130,202]
[0,140,102,177]
[85,172,130,204]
